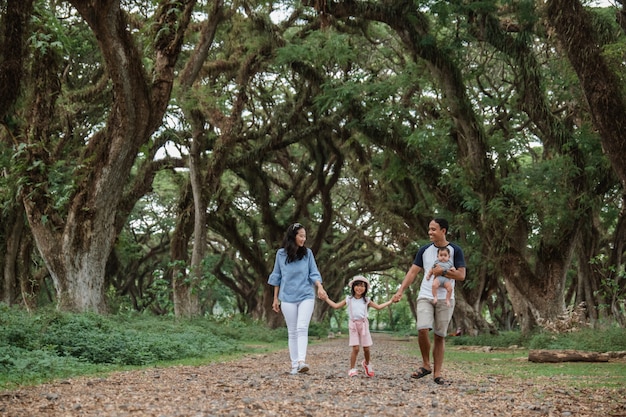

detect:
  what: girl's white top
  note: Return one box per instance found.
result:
[347,296,368,320]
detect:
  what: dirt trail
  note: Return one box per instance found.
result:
[1,335,624,416]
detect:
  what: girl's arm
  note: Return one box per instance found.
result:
[323,297,347,309]
[368,299,393,310]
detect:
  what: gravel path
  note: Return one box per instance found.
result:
[1,335,624,416]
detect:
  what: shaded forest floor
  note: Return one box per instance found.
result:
[1,335,625,416]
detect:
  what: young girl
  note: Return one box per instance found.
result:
[321,276,393,377]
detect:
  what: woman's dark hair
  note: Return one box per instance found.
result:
[350,281,369,304]
[282,223,307,263]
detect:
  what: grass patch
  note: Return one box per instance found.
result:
[445,347,626,389]
[439,326,626,390]
[0,306,286,389]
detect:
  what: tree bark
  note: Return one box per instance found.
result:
[18,232,43,312]
[0,0,34,307]
[0,0,34,120]
[179,111,206,318]
[528,349,610,363]
[2,204,24,305]
[501,248,572,335]
[452,295,497,336]
[169,182,195,316]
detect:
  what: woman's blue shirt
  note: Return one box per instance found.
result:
[268,248,322,303]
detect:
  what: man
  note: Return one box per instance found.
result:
[392,218,466,385]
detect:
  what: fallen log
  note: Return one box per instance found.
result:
[528,349,610,363]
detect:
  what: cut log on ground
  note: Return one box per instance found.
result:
[528,349,610,363]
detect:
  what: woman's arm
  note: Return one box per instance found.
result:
[272,286,280,312]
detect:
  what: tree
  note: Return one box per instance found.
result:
[299,0,624,333]
[2,0,624,334]
[546,0,626,325]
[11,0,195,312]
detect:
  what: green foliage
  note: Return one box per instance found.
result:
[2,305,624,390]
[451,326,626,352]
[198,315,287,343]
[4,0,626,340]
[29,2,70,56]
[590,254,626,312]
[0,345,90,386]
[307,321,328,339]
[0,307,286,388]
[528,325,626,351]
[389,300,418,333]
[451,331,529,348]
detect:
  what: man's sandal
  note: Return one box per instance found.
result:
[410,367,432,379]
[434,376,447,385]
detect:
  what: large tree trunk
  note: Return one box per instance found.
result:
[18,232,40,312]
[0,0,35,307]
[497,216,569,333]
[574,213,606,324]
[2,205,24,306]
[169,182,196,316]
[30,219,113,312]
[502,245,574,334]
[0,0,34,119]
[178,113,205,318]
[19,0,195,312]
[608,199,626,327]
[452,296,497,336]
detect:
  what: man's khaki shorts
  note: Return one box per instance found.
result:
[416,298,455,337]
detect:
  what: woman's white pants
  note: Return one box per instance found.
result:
[280,298,315,368]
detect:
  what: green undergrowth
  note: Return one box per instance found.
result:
[0,306,287,389]
[449,325,626,351]
[2,305,625,391]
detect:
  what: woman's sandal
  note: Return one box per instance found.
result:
[410,367,432,379]
[434,376,446,385]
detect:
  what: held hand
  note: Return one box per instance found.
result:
[392,291,403,303]
[317,287,327,300]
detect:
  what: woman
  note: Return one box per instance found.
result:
[268,222,327,375]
